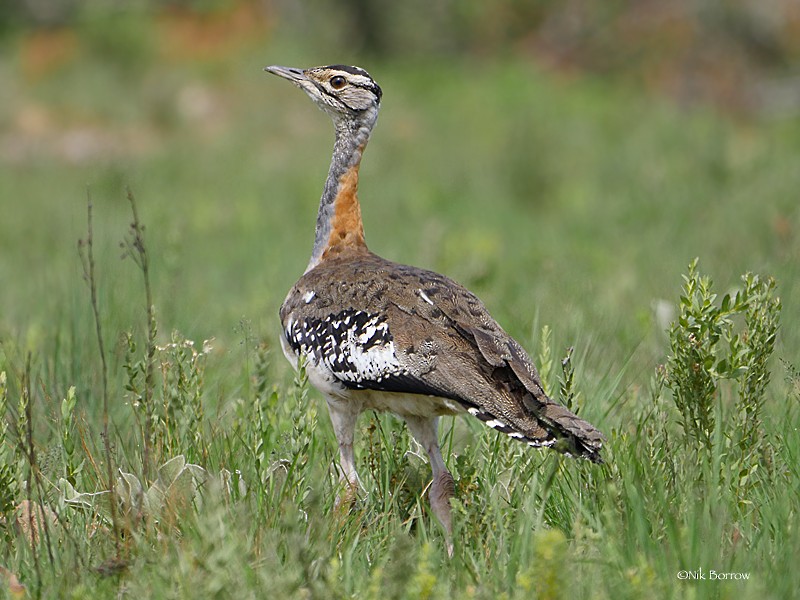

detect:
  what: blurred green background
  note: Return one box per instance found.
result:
[1,2,800,597]
[1,0,799,419]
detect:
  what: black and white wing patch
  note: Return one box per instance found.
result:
[284,309,408,389]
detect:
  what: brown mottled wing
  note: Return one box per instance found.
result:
[282,251,604,461]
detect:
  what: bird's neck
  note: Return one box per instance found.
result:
[306,120,372,272]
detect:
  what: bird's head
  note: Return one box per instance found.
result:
[265,64,382,128]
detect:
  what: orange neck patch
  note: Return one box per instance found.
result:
[321,163,368,260]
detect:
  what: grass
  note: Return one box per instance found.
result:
[1,37,799,598]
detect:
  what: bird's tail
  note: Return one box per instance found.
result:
[464,395,604,463]
[540,401,605,463]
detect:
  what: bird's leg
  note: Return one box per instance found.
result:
[404,416,456,557]
[325,397,362,508]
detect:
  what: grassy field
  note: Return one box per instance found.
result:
[1,35,799,599]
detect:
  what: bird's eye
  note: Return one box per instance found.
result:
[330,76,347,89]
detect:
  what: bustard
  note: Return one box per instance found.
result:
[265,64,604,552]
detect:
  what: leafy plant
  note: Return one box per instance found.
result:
[559,346,577,411]
[157,333,213,464]
[59,386,82,486]
[537,324,554,395]
[0,372,18,519]
[252,341,277,497]
[663,258,781,451]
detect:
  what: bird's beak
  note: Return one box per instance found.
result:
[264,65,306,83]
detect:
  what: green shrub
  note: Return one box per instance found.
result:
[664,258,780,452]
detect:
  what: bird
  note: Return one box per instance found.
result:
[264,64,604,553]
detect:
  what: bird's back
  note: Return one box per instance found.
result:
[281,249,604,462]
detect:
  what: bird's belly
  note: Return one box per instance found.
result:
[355,389,465,418]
